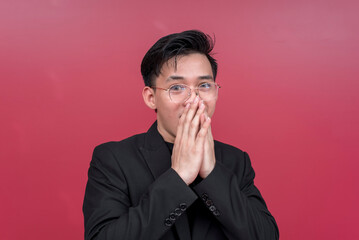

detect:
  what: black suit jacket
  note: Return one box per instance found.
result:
[83,121,279,240]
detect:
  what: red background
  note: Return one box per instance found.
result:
[1,0,359,239]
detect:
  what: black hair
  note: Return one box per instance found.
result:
[141,30,217,86]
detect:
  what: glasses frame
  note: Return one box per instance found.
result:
[151,82,221,103]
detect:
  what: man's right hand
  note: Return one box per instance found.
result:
[171,96,211,185]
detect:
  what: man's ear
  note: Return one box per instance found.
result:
[142,86,157,110]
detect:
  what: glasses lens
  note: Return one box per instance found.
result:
[169,83,219,103]
[198,83,218,101]
[169,84,190,103]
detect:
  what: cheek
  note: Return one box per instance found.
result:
[159,102,182,119]
[165,103,183,119]
[206,100,217,117]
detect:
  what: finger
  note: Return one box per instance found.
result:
[189,100,206,140]
[200,112,205,128]
[174,102,190,147]
[185,96,201,125]
[195,116,211,148]
[202,110,213,141]
[207,124,213,142]
[182,96,200,143]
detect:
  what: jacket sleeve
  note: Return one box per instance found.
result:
[83,145,198,240]
[192,151,279,240]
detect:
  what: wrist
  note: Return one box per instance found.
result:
[199,164,215,179]
[172,167,195,185]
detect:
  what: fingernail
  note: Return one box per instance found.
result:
[200,101,205,109]
[186,103,190,108]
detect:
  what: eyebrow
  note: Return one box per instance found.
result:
[166,75,213,82]
[198,75,213,80]
[166,76,184,81]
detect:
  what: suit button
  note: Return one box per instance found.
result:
[209,205,216,212]
[165,218,173,227]
[174,208,182,216]
[205,199,213,206]
[201,193,208,201]
[213,210,220,216]
[179,203,187,211]
[169,213,176,221]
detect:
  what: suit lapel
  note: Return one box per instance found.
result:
[139,121,191,240]
[139,121,171,179]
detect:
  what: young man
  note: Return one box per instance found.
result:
[83,30,279,240]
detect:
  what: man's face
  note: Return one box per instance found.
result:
[153,53,218,143]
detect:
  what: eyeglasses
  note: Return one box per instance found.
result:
[151,82,221,103]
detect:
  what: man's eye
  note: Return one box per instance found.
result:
[199,82,212,89]
[170,85,186,91]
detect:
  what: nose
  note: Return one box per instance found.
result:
[184,88,200,105]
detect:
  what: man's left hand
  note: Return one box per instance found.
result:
[199,111,216,178]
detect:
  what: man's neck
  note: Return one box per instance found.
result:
[157,124,175,143]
